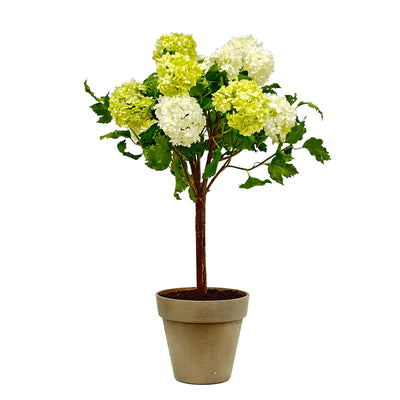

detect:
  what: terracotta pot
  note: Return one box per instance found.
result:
[156,287,249,384]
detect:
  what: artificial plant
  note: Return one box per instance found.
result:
[85,33,330,295]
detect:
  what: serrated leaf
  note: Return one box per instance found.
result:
[297,101,324,119]
[203,149,222,179]
[268,153,298,184]
[285,120,306,144]
[254,130,268,152]
[140,123,161,147]
[189,78,209,97]
[239,176,271,189]
[143,72,159,98]
[200,96,213,111]
[205,64,228,92]
[285,93,298,106]
[117,140,142,160]
[171,156,189,200]
[303,138,331,163]
[238,71,252,81]
[143,135,171,171]
[188,186,196,203]
[177,142,205,161]
[100,130,131,140]
[261,83,281,95]
[84,80,100,101]
[223,129,255,151]
[89,101,112,124]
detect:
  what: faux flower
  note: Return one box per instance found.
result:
[153,33,198,61]
[109,80,156,138]
[263,94,297,143]
[213,79,269,136]
[156,53,203,96]
[155,95,206,147]
[211,35,274,86]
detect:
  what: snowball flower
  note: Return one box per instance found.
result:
[153,33,198,61]
[263,94,297,143]
[156,53,203,96]
[154,96,206,147]
[109,80,155,138]
[213,79,269,136]
[212,35,274,86]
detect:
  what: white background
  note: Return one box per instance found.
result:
[1,0,399,398]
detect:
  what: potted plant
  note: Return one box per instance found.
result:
[85,33,330,384]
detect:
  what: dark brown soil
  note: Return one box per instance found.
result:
[160,288,247,301]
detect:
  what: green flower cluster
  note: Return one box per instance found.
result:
[153,33,198,61]
[109,80,155,135]
[157,53,203,96]
[212,79,269,136]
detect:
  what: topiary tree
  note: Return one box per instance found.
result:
[85,33,330,296]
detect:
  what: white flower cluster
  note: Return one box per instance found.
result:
[208,35,274,86]
[154,96,206,147]
[263,94,297,143]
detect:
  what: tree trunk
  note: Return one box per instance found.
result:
[195,195,207,294]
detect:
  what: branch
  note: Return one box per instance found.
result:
[206,157,232,192]
[172,147,195,191]
[227,144,292,172]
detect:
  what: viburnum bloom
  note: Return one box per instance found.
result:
[153,33,198,62]
[211,35,274,86]
[154,95,206,147]
[263,94,297,143]
[109,80,155,140]
[156,52,203,96]
[212,79,269,136]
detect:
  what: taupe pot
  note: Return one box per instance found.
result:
[156,287,249,384]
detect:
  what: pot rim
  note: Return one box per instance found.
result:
[156,287,249,323]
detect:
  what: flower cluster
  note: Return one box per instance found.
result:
[87,32,328,201]
[156,53,203,96]
[153,33,198,62]
[210,35,274,86]
[263,94,297,143]
[109,80,155,137]
[154,95,206,147]
[213,79,269,136]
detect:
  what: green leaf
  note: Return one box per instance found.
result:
[100,130,131,140]
[84,80,100,101]
[143,135,171,171]
[237,70,252,81]
[143,72,159,98]
[171,156,189,200]
[268,152,298,184]
[139,123,161,147]
[285,120,306,144]
[177,142,205,161]
[189,78,209,97]
[223,129,255,151]
[200,96,213,111]
[285,93,298,106]
[261,83,281,95]
[205,64,228,92]
[203,149,222,179]
[117,140,142,160]
[297,101,323,119]
[303,138,331,163]
[254,130,268,152]
[239,176,271,189]
[188,186,196,203]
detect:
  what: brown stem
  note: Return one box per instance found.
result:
[195,195,207,294]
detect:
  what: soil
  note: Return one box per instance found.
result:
[160,288,247,301]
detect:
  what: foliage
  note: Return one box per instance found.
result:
[85,34,330,201]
